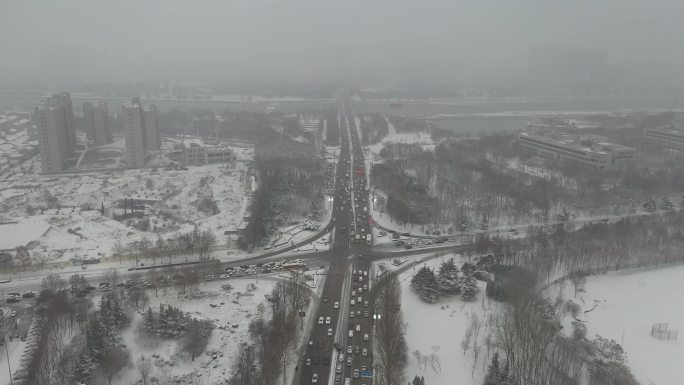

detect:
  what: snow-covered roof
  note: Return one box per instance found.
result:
[182,138,205,148]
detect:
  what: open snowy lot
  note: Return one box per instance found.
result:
[0,163,251,262]
[398,254,494,385]
[115,278,275,385]
[556,265,684,385]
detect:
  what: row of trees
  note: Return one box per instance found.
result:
[371,161,440,224]
[30,263,229,385]
[24,276,130,385]
[243,134,328,247]
[111,225,217,265]
[490,211,684,286]
[232,277,310,385]
[409,259,479,303]
[359,113,389,145]
[140,304,214,361]
[489,268,639,385]
[375,274,409,385]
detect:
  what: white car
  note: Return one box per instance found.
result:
[350,311,355,318]
[363,334,369,341]
[355,324,361,332]
[334,301,340,309]
[326,316,332,324]
[327,328,333,336]
[362,348,368,357]
[318,317,324,325]
[312,373,319,384]
[350,299,355,306]
[364,301,369,307]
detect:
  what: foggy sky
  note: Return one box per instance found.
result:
[2,0,684,89]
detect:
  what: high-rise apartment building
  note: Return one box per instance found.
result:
[143,104,160,150]
[83,101,113,146]
[48,93,76,151]
[33,93,76,173]
[122,98,160,168]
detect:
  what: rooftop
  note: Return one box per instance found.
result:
[182,138,205,148]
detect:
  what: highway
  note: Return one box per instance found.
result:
[297,95,376,385]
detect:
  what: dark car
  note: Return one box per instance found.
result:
[22,292,35,298]
[313,356,320,365]
[322,356,330,366]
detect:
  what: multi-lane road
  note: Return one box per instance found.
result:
[297,97,376,385]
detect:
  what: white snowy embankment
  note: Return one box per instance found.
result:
[557,265,684,385]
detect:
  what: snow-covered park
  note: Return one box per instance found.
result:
[556,264,684,385]
[113,278,275,385]
[398,254,495,385]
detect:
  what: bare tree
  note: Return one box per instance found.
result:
[285,275,310,314]
[100,347,130,385]
[137,355,153,385]
[112,240,127,263]
[148,269,161,297]
[41,273,65,293]
[127,286,149,310]
[103,268,121,288]
[197,229,216,261]
[234,344,258,385]
[569,271,587,298]
[15,245,32,271]
[183,268,200,294]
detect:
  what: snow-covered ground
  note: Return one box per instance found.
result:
[0,162,251,262]
[115,278,275,385]
[556,265,684,385]
[398,254,495,385]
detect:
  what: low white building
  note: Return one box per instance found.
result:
[181,138,235,166]
[518,132,636,171]
[643,126,684,151]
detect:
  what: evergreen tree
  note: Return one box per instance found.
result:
[436,258,460,295]
[410,266,440,303]
[459,273,479,301]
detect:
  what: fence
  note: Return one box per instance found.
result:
[651,323,678,340]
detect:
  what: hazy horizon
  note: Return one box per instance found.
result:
[2,0,684,92]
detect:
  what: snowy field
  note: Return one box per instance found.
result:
[0,163,250,262]
[398,254,495,385]
[115,278,275,385]
[556,265,684,385]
